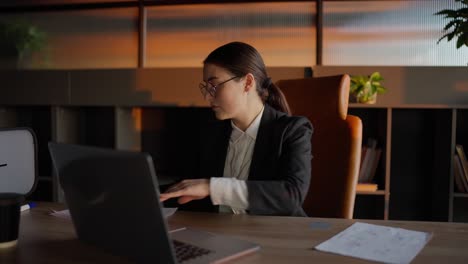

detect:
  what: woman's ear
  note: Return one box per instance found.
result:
[244,73,256,93]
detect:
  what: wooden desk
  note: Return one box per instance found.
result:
[2,203,468,263]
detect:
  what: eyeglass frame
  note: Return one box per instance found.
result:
[199,76,240,98]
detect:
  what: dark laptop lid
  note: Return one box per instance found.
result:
[48,142,177,263]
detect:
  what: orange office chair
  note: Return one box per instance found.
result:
[278,74,362,219]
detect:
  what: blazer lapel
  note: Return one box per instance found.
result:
[249,105,276,181]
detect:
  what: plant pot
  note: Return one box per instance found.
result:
[350,93,377,104]
[359,93,377,104]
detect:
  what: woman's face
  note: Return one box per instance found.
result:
[202,63,246,120]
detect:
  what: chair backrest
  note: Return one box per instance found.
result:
[277,74,362,219]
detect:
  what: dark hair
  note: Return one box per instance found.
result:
[203,42,291,115]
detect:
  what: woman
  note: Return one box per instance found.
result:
[160,42,312,216]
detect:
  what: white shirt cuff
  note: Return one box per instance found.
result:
[210,177,249,210]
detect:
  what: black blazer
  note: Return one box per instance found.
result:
[182,104,313,216]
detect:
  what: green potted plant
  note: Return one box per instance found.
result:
[435,0,468,50]
[349,72,386,104]
[0,20,46,68]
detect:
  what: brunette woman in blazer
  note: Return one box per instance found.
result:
[160,42,313,216]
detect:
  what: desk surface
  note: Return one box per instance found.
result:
[2,203,468,263]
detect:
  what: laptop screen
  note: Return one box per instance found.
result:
[49,142,177,263]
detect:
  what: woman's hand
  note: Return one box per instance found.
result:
[159,179,210,204]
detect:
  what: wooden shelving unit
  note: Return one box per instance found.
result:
[450,108,468,223]
[356,190,386,196]
[349,104,468,222]
[349,106,391,220]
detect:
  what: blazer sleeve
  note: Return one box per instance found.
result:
[247,117,313,216]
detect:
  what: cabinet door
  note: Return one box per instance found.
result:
[390,108,452,221]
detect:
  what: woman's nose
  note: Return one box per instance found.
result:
[204,93,214,102]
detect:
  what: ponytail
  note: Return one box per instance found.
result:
[264,81,291,115]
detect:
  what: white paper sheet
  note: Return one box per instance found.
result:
[315,222,432,264]
[162,207,178,218]
[50,207,178,220]
[50,209,72,220]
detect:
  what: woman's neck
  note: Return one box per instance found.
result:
[232,101,264,131]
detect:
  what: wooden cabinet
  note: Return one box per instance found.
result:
[349,105,390,220]
[350,105,468,222]
[450,109,468,222]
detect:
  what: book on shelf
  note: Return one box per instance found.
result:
[360,147,367,170]
[356,183,378,192]
[358,138,381,184]
[368,148,382,183]
[453,154,467,193]
[455,145,468,193]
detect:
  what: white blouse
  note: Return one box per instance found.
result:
[210,107,265,214]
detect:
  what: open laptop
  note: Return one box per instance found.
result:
[48,142,260,264]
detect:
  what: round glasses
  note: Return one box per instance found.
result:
[199,76,239,98]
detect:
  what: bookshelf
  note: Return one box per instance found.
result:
[313,66,468,221]
[450,108,468,222]
[349,104,468,222]
[349,105,390,220]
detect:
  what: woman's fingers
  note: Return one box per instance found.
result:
[160,189,186,200]
[165,183,187,193]
[165,185,183,193]
[159,179,210,203]
[165,180,195,193]
[178,196,201,204]
[160,195,200,203]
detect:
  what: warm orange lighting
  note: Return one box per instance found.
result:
[455,82,468,92]
[132,107,142,132]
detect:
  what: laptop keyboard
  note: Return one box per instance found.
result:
[173,240,213,263]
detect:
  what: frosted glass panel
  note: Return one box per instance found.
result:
[0,0,137,7]
[0,8,139,69]
[323,1,468,66]
[147,2,316,67]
